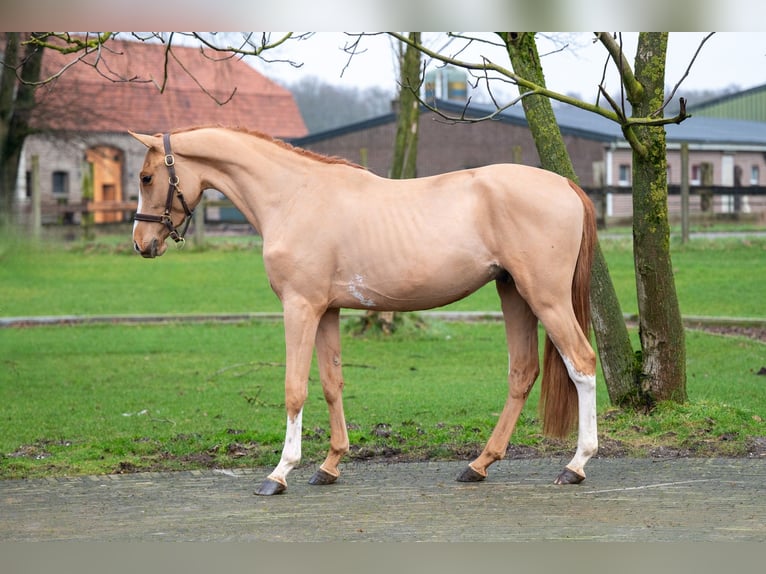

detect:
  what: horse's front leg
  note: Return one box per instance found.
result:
[255,301,321,496]
[308,307,349,486]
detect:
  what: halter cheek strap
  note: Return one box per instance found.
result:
[133,133,194,245]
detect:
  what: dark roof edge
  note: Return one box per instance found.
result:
[290,112,397,145]
[291,98,620,146]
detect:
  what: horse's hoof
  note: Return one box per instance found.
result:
[254,478,286,495]
[554,467,585,485]
[456,465,486,482]
[308,468,338,485]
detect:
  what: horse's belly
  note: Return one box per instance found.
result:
[334,263,499,312]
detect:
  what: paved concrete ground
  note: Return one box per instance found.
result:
[1,457,764,542]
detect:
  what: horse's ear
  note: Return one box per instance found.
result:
[129,131,160,149]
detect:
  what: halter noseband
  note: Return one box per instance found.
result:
[133,133,194,245]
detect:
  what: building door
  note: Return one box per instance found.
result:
[85,146,124,223]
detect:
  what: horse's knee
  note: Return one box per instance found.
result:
[285,391,308,418]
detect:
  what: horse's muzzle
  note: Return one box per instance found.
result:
[134,238,161,258]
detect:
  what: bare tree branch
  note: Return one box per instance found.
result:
[419,90,531,124]
[660,32,715,115]
[187,32,309,67]
[385,32,691,130]
[595,32,640,102]
[14,32,308,107]
[23,32,114,55]
[169,43,237,105]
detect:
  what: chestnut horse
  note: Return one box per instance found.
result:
[131,127,598,496]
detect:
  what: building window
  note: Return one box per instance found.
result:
[52,171,69,196]
[690,164,701,185]
[618,164,631,186]
[751,165,760,185]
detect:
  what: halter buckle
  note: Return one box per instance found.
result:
[164,154,175,167]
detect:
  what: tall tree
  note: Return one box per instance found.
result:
[390,32,421,180]
[611,32,687,402]
[0,33,47,228]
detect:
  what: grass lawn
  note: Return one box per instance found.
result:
[0,231,764,478]
[2,231,765,318]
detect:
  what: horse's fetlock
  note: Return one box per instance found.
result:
[584,438,598,458]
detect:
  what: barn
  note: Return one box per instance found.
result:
[16,36,306,224]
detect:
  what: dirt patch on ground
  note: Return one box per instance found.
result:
[692,324,766,343]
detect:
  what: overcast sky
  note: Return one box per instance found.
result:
[249,32,766,101]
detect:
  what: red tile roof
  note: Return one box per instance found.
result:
[32,37,307,138]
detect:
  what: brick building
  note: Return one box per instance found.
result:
[17,37,306,223]
[292,99,609,188]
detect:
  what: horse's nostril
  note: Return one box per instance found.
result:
[134,238,160,258]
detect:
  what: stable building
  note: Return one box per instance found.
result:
[17,37,307,224]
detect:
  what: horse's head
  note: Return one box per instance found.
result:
[130,131,203,258]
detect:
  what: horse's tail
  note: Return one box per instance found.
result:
[539,180,597,438]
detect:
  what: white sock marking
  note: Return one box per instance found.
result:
[561,355,598,476]
[268,408,303,485]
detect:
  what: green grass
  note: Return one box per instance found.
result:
[1,231,765,479]
[0,235,280,317]
[2,232,765,319]
[600,235,766,318]
[1,319,764,479]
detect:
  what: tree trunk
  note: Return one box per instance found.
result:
[630,33,687,403]
[360,33,421,335]
[1,33,47,229]
[502,32,639,406]
[0,33,21,227]
[390,32,421,180]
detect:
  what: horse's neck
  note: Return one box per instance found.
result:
[189,130,314,236]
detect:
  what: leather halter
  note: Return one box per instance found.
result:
[133,133,194,245]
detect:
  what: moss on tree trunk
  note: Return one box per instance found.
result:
[629,33,687,403]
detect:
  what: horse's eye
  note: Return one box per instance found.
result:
[141,174,153,185]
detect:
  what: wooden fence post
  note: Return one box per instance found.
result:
[30,155,41,240]
[81,160,94,241]
[680,143,690,244]
[193,194,206,247]
[699,162,714,217]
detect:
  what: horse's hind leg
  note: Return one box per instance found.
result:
[535,305,598,484]
[308,308,349,486]
[458,278,539,482]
